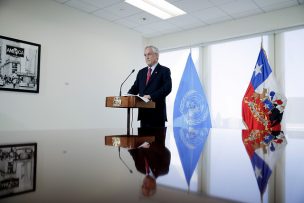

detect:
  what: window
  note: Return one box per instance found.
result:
[159,48,200,126]
[210,37,269,129]
[283,28,304,130]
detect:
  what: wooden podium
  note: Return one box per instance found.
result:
[105,96,155,135]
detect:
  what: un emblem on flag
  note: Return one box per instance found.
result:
[178,127,209,149]
[178,90,209,126]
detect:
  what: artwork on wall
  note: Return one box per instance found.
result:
[0,143,37,198]
[0,35,41,93]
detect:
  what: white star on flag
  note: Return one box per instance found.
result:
[265,135,270,140]
[264,103,270,109]
[254,63,262,76]
[255,166,262,179]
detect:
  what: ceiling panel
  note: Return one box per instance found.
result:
[52,0,303,38]
[258,1,299,12]
[192,7,232,24]
[253,0,297,8]
[173,0,214,12]
[116,12,161,27]
[65,0,99,12]
[80,0,122,8]
[167,14,206,30]
[218,0,260,15]
[93,9,121,21]
[102,2,141,18]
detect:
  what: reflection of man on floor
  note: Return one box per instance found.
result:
[128,131,171,197]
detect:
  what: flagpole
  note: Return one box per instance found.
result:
[189,41,193,55]
[260,35,269,60]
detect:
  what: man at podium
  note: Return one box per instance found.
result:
[128,45,172,128]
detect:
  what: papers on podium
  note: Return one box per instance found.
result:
[123,93,150,103]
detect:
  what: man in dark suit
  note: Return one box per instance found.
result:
[128,45,172,128]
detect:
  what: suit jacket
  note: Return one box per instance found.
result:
[128,63,172,122]
[128,142,171,178]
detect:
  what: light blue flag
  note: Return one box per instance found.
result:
[173,53,212,188]
[173,53,211,128]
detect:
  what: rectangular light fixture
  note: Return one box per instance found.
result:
[125,0,186,20]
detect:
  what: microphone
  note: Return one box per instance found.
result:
[118,147,133,173]
[119,69,135,96]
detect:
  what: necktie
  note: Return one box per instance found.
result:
[146,68,151,85]
[145,158,150,175]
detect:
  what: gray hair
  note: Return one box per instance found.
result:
[145,45,159,55]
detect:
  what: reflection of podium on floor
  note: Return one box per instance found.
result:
[105,135,155,149]
[104,127,167,149]
[105,96,155,135]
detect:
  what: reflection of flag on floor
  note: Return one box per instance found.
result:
[242,129,287,198]
[173,127,210,187]
[173,52,211,128]
[242,47,287,130]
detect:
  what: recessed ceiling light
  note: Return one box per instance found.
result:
[125,0,186,20]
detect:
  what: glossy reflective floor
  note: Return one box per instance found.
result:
[1,127,303,203]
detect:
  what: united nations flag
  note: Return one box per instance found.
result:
[173,52,211,128]
[173,52,211,188]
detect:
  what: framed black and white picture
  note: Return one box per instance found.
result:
[0,35,41,93]
[0,143,37,198]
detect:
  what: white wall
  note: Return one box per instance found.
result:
[0,0,144,131]
[148,5,304,51]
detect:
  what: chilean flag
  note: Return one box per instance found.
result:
[242,129,287,196]
[242,47,287,130]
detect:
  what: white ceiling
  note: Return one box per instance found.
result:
[53,0,304,38]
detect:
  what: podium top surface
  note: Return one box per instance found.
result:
[105,96,155,108]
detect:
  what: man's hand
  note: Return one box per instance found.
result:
[143,95,151,100]
[138,142,150,148]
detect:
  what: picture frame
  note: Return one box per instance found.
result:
[0,143,37,198]
[0,35,41,93]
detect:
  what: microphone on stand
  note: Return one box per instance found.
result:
[118,147,133,173]
[119,69,135,96]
